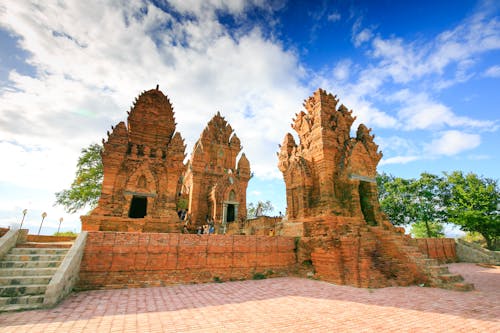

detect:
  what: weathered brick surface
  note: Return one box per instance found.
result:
[227,216,282,235]
[416,238,457,262]
[301,216,424,288]
[78,231,296,289]
[25,235,76,242]
[182,113,251,229]
[278,89,383,221]
[277,90,466,290]
[82,87,186,232]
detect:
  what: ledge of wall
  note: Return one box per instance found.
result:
[78,232,296,289]
[456,239,499,265]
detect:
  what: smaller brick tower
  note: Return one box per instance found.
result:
[81,87,186,232]
[278,88,384,224]
[182,112,251,230]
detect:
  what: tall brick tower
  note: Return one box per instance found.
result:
[81,87,186,232]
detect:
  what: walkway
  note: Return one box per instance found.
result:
[0,263,498,332]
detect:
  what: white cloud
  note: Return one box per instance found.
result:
[426,130,481,156]
[351,16,374,48]
[390,90,495,131]
[167,0,274,17]
[484,65,500,77]
[0,141,76,190]
[376,136,418,156]
[0,0,307,187]
[347,3,500,90]
[327,12,341,22]
[353,28,373,47]
[332,59,351,81]
[379,156,419,165]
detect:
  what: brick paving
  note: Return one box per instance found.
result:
[0,263,498,332]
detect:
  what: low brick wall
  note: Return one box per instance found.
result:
[78,232,296,289]
[27,235,77,242]
[227,216,283,235]
[416,238,457,262]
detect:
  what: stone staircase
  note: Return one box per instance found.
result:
[369,226,474,291]
[0,242,72,312]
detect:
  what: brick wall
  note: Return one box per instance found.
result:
[416,238,457,262]
[227,216,283,236]
[78,232,296,289]
[304,217,426,288]
[26,235,77,242]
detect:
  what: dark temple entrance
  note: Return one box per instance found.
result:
[226,204,235,222]
[359,181,376,226]
[129,196,147,218]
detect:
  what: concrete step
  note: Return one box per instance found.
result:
[0,302,44,312]
[0,267,58,277]
[9,247,69,255]
[0,275,53,285]
[0,284,47,297]
[3,254,67,262]
[438,274,464,283]
[0,260,61,269]
[0,294,44,306]
[16,242,72,249]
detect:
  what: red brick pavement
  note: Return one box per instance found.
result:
[0,263,498,332]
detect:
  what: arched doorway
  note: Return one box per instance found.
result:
[226,204,235,222]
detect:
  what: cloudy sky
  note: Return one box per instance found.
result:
[0,0,498,235]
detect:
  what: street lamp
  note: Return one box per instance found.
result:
[57,217,63,234]
[19,209,28,229]
[38,212,47,235]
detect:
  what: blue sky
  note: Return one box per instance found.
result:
[0,0,498,235]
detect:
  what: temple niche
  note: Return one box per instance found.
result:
[81,86,186,232]
[278,88,384,225]
[182,112,251,231]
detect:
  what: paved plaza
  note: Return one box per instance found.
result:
[0,263,498,332]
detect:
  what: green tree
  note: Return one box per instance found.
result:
[377,173,413,225]
[445,171,499,250]
[377,172,447,237]
[407,173,448,238]
[410,221,444,238]
[247,200,274,218]
[55,143,103,213]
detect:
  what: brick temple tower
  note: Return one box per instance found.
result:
[81,86,186,232]
[182,112,251,229]
[278,88,384,224]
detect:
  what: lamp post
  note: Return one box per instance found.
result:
[57,217,63,234]
[19,209,28,229]
[38,212,47,235]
